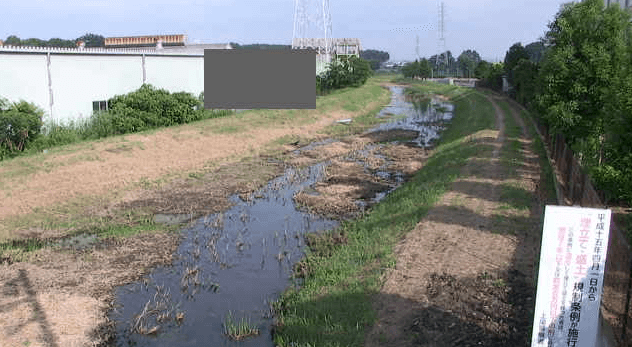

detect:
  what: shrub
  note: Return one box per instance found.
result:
[107,84,200,128]
[0,87,233,161]
[317,56,373,93]
[0,97,44,158]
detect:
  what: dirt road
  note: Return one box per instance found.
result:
[366,93,548,346]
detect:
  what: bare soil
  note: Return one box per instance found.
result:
[0,86,567,347]
[293,129,428,219]
[0,98,386,347]
[365,93,547,346]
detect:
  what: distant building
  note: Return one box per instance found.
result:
[292,38,361,57]
[292,38,361,75]
[104,34,232,54]
[105,34,187,48]
[0,39,3,47]
[0,44,207,123]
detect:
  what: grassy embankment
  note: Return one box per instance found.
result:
[272,81,559,346]
[0,77,392,261]
[272,81,496,346]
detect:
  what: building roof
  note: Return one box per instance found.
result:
[0,45,205,56]
[155,43,233,53]
[105,34,187,47]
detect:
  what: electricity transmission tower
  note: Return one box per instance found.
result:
[436,1,447,76]
[416,34,420,61]
[292,0,334,55]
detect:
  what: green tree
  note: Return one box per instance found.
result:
[367,60,381,71]
[75,33,105,47]
[511,59,539,106]
[418,58,431,78]
[524,40,546,63]
[457,49,481,77]
[429,51,455,77]
[503,43,530,85]
[360,49,390,63]
[474,60,490,79]
[4,35,21,46]
[22,38,46,47]
[48,38,75,48]
[536,0,632,203]
[478,62,504,92]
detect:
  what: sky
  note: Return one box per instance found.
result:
[1,0,575,62]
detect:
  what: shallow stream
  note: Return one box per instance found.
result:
[108,86,453,346]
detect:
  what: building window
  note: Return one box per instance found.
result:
[92,100,108,112]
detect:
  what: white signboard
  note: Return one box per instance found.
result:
[531,206,611,347]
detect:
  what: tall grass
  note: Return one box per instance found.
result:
[22,108,233,156]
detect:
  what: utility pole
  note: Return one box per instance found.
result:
[416,34,420,61]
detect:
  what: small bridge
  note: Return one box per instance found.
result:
[423,78,478,88]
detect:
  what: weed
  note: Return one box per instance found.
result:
[499,183,533,211]
[223,311,260,340]
[492,278,507,287]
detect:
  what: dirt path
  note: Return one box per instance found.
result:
[366,92,547,346]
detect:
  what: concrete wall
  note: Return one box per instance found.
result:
[0,46,204,123]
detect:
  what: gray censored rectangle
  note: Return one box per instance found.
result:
[204,49,316,109]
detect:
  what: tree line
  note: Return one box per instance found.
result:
[481,0,632,205]
[400,48,505,79]
[2,33,105,47]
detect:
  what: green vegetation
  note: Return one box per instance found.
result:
[317,56,373,95]
[0,75,390,260]
[272,83,497,346]
[520,110,558,203]
[3,33,105,48]
[490,0,632,206]
[0,84,232,161]
[223,311,260,340]
[0,217,174,263]
[359,49,390,71]
[401,59,432,79]
[0,98,44,160]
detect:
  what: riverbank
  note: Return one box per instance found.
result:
[272,83,557,346]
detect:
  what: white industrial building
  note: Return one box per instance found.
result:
[0,41,230,123]
[292,38,362,75]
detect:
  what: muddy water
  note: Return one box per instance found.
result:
[111,164,338,347]
[375,86,454,147]
[109,86,453,346]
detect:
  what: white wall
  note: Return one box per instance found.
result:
[49,54,144,122]
[145,56,203,98]
[0,54,49,116]
[0,47,204,124]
